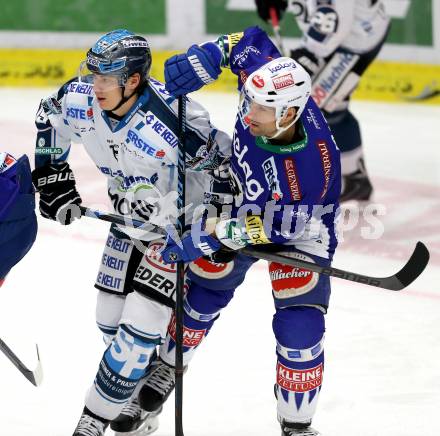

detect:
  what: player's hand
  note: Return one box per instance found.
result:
[32,162,82,225]
[161,226,221,263]
[255,0,288,22]
[215,218,250,251]
[164,44,222,96]
[290,47,322,78]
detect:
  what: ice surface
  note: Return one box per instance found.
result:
[0,87,439,435]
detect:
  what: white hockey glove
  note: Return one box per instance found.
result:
[215,216,271,251]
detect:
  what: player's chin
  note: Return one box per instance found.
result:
[248,125,262,137]
[96,97,112,110]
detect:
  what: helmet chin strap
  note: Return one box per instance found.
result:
[108,85,137,113]
[265,107,300,140]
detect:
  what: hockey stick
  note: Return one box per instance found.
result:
[401,83,440,101]
[269,6,286,56]
[0,339,43,386]
[175,95,186,436]
[79,206,429,291]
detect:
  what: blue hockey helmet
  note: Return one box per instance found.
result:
[82,29,152,89]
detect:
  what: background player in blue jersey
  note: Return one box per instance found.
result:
[256,0,390,203]
[0,152,37,287]
[154,27,341,435]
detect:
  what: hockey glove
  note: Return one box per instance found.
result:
[255,0,288,22]
[161,225,221,263]
[290,47,322,78]
[32,162,82,225]
[164,44,222,96]
[215,216,271,250]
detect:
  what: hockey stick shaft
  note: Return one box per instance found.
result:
[79,206,429,291]
[0,339,43,386]
[269,7,286,56]
[175,95,186,436]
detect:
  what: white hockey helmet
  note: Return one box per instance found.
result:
[241,57,311,138]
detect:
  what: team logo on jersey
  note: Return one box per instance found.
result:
[168,314,207,347]
[272,73,295,90]
[269,252,319,299]
[316,141,331,199]
[283,158,302,201]
[305,108,321,129]
[188,257,234,279]
[263,156,283,201]
[252,75,265,88]
[42,96,62,115]
[277,362,323,393]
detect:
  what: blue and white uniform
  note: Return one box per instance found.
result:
[161,27,341,425]
[287,0,390,177]
[34,75,231,420]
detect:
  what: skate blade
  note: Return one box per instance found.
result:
[113,416,159,436]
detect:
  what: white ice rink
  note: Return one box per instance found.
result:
[0,88,439,436]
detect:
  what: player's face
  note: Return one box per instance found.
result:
[93,75,123,110]
[245,101,278,137]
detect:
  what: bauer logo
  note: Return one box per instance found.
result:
[269,253,319,299]
[272,73,295,90]
[277,362,323,392]
[168,315,207,347]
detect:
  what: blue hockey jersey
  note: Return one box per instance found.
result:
[216,27,341,259]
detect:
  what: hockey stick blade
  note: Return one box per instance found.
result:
[0,340,43,386]
[244,241,430,291]
[80,206,430,290]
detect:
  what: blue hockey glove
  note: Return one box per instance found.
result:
[164,44,222,96]
[161,227,221,263]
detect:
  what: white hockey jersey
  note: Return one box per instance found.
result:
[34,77,231,232]
[289,0,390,57]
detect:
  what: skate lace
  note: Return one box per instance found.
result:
[75,414,105,436]
[145,361,176,396]
[120,398,142,419]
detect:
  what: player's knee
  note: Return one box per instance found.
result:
[105,324,158,378]
[186,283,234,321]
[324,109,361,152]
[273,306,325,351]
[95,291,125,341]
